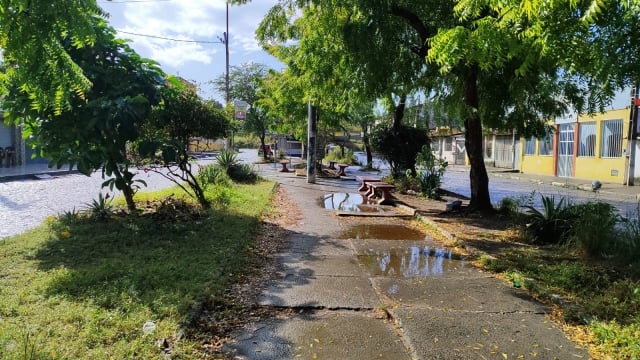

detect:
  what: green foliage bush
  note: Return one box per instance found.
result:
[323,146,357,165]
[227,163,259,183]
[197,163,231,187]
[213,149,259,183]
[370,122,429,177]
[216,148,238,170]
[565,201,619,257]
[414,145,448,199]
[382,173,421,194]
[618,203,640,260]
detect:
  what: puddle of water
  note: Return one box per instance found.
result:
[358,246,468,277]
[339,224,428,240]
[320,193,388,213]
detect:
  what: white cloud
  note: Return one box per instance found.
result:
[101,0,281,100]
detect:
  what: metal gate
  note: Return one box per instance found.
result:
[494,135,514,169]
[557,124,575,177]
[455,139,466,165]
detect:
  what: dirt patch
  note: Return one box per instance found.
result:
[392,192,528,257]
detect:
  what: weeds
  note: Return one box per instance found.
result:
[85,193,114,220]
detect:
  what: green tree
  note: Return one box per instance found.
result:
[138,76,229,208]
[211,63,278,160]
[235,0,630,211]
[0,0,105,113]
[4,19,165,212]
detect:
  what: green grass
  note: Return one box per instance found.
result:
[479,247,640,358]
[0,180,275,359]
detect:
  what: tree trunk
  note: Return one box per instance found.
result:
[259,135,268,160]
[113,167,137,212]
[361,123,373,167]
[393,93,407,130]
[462,67,493,212]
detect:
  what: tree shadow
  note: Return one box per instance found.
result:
[35,207,265,319]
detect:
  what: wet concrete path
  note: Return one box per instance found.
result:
[226,167,589,359]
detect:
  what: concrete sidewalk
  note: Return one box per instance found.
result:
[0,163,78,182]
[225,167,589,359]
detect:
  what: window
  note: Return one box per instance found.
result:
[601,119,623,158]
[485,138,493,158]
[444,137,453,151]
[579,122,596,157]
[524,137,536,155]
[431,139,440,152]
[538,132,553,156]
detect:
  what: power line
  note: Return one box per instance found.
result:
[116,29,223,44]
[100,0,173,3]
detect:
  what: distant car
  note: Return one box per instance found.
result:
[258,144,273,157]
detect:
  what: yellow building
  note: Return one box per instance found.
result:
[519,108,632,184]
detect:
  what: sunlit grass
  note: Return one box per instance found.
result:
[0,180,275,359]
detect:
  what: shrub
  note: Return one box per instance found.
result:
[565,201,619,257]
[197,164,231,187]
[370,122,429,177]
[85,193,114,220]
[214,149,259,183]
[414,145,448,199]
[216,148,238,171]
[323,146,356,165]
[618,203,640,259]
[382,173,421,194]
[227,163,259,183]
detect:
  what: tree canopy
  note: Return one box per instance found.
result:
[232,0,638,211]
[0,0,105,113]
[4,18,165,211]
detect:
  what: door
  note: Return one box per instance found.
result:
[494,135,514,169]
[557,124,575,177]
[455,139,466,165]
[513,139,521,171]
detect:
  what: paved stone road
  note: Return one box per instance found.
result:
[0,170,178,240]
[3,149,639,240]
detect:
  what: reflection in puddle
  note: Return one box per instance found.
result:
[359,246,468,277]
[321,193,387,213]
[340,224,429,240]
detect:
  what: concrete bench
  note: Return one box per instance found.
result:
[367,182,396,205]
[356,176,382,193]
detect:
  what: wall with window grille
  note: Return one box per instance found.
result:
[518,108,631,183]
[574,109,629,183]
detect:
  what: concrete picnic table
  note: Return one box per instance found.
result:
[367,182,396,205]
[279,160,291,172]
[336,163,349,176]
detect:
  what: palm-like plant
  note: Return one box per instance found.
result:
[216,149,238,171]
[523,195,572,244]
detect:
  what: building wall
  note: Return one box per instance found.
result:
[573,108,629,183]
[519,107,631,184]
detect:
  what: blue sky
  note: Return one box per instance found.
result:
[99,0,283,102]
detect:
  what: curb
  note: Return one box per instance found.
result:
[0,169,80,183]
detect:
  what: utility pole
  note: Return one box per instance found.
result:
[225,1,230,105]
